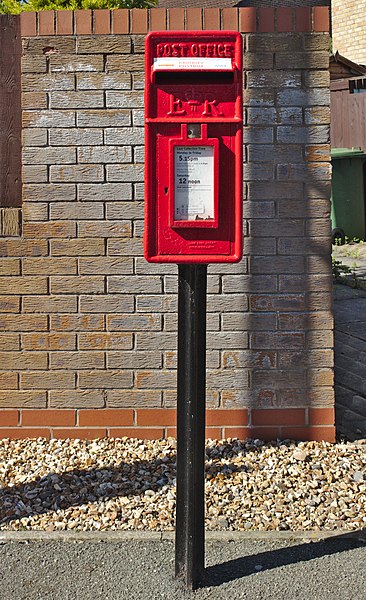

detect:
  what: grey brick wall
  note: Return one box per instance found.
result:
[0,8,334,440]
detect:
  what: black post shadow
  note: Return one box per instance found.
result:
[0,444,244,527]
[199,530,366,589]
[0,457,178,525]
[0,442,256,526]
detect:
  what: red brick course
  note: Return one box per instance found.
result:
[131,9,148,34]
[222,8,238,30]
[252,409,306,427]
[79,409,134,427]
[94,9,110,35]
[19,7,330,36]
[258,8,275,32]
[295,7,311,32]
[75,10,92,35]
[168,7,184,30]
[38,10,54,36]
[150,9,167,31]
[186,8,202,30]
[56,10,73,35]
[0,411,19,427]
[313,6,330,32]
[203,8,220,30]
[112,9,129,34]
[0,408,335,441]
[20,12,37,36]
[276,8,293,33]
[22,409,75,427]
[239,9,255,33]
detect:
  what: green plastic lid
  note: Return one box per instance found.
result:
[331,147,366,159]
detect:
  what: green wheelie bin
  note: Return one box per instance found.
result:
[331,147,366,243]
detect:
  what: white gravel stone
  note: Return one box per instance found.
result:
[0,437,365,532]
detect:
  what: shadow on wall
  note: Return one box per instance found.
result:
[213,29,335,440]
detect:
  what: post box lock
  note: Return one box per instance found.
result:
[145,31,243,264]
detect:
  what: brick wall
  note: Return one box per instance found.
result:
[0,7,334,441]
[332,0,366,65]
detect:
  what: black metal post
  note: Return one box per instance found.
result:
[175,263,207,590]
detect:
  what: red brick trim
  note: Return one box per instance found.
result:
[223,427,250,440]
[206,408,248,427]
[136,409,176,427]
[309,407,335,426]
[295,7,312,33]
[112,9,129,34]
[79,409,133,427]
[131,8,148,34]
[239,8,256,33]
[203,8,220,31]
[313,6,331,33]
[22,409,75,427]
[20,12,36,36]
[252,408,306,427]
[38,10,54,36]
[247,427,279,441]
[75,10,92,35]
[0,428,51,439]
[168,7,184,30]
[110,428,164,439]
[94,9,111,35]
[0,408,336,442]
[19,7,330,36]
[56,10,73,35]
[53,428,107,439]
[258,8,275,33]
[282,427,335,443]
[221,8,238,31]
[0,410,19,427]
[150,8,167,32]
[166,427,222,439]
[186,8,202,31]
[276,8,293,33]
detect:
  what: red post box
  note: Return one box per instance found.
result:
[144,31,243,263]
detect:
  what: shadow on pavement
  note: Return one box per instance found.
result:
[202,530,366,588]
[0,458,176,526]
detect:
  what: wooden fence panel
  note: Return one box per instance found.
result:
[0,14,21,208]
[331,79,366,151]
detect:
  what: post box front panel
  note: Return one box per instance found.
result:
[153,77,238,122]
[145,31,243,263]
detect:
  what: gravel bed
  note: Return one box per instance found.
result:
[0,437,365,533]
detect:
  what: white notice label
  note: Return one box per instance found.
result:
[154,57,232,71]
[174,146,214,221]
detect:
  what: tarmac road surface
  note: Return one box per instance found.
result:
[0,532,365,600]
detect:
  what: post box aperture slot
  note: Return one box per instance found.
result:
[169,139,219,229]
[154,72,234,86]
